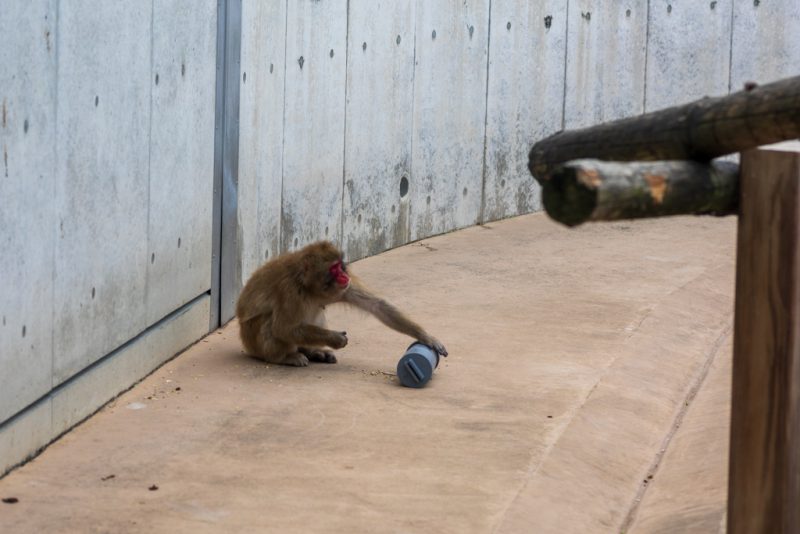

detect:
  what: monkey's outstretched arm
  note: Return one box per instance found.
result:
[342,284,448,356]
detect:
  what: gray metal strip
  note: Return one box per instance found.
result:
[210,0,226,330]
[211,0,242,328]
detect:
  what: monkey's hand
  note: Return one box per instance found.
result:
[421,336,448,357]
[327,331,348,350]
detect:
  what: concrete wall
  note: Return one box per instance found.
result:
[1,1,218,474]
[2,0,798,476]
[235,0,800,286]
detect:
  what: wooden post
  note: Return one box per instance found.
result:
[728,142,800,533]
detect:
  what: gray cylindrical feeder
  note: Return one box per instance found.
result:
[397,342,440,388]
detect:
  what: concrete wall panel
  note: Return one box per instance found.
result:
[564,0,647,128]
[238,0,287,280]
[731,0,800,88]
[409,0,490,240]
[0,398,52,477]
[53,3,153,384]
[0,0,57,422]
[51,295,210,438]
[281,1,348,251]
[483,1,567,221]
[1,295,210,477]
[645,0,732,111]
[342,0,416,261]
[146,0,218,325]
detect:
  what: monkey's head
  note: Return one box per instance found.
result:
[300,241,351,300]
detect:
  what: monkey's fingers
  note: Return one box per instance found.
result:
[328,331,348,350]
[424,337,448,357]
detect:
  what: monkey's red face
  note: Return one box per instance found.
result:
[329,260,350,289]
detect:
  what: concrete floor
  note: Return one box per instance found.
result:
[0,213,737,534]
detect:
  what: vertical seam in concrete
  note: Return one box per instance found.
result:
[727,0,735,93]
[407,1,419,241]
[51,0,61,406]
[643,0,651,112]
[145,0,155,324]
[340,0,350,247]
[561,0,570,130]
[278,0,289,253]
[478,0,493,225]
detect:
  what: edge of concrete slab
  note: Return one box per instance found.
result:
[494,264,734,533]
[0,294,212,477]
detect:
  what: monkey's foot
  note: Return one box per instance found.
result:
[298,347,338,364]
[307,350,337,364]
[282,353,310,367]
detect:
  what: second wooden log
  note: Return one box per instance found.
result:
[542,159,739,227]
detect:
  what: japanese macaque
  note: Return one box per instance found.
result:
[236,241,448,367]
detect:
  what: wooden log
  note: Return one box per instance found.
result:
[728,142,800,534]
[540,159,738,227]
[529,75,800,181]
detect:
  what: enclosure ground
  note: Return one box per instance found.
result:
[0,213,736,533]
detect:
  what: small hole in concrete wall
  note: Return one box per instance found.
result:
[667,4,672,13]
[626,9,631,17]
[362,42,367,51]
[330,49,334,58]
[582,11,591,20]
[270,63,274,73]
[181,63,186,76]
[91,287,95,299]
[431,30,436,40]
[426,195,431,205]
[469,25,474,39]
[265,249,270,259]
[23,119,29,134]
[325,226,329,236]
[396,35,401,45]
[155,73,159,85]
[463,187,468,197]
[399,176,409,197]
[357,214,362,223]
[22,325,26,338]
[298,56,304,69]
[178,237,181,248]
[754,0,760,6]
[710,1,717,9]
[95,96,99,107]
[151,252,155,264]
[391,204,396,214]
[294,237,299,248]
[506,21,511,30]
[501,179,506,187]
[243,72,246,83]
[544,15,553,29]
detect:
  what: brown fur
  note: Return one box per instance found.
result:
[236,241,447,367]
